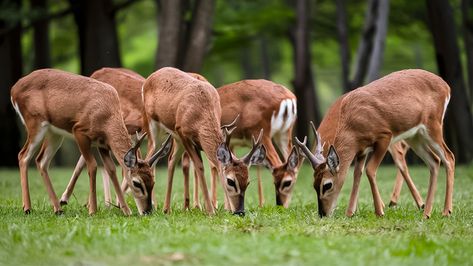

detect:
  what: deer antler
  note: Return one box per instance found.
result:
[242,128,264,165]
[294,135,325,169]
[310,121,325,163]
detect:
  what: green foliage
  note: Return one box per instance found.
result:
[1,163,473,265]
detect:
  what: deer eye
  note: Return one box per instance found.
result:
[281,180,292,189]
[322,182,333,194]
[133,180,145,194]
[227,178,236,188]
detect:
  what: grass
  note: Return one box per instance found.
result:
[1,163,473,266]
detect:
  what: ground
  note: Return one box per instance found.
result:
[0,163,472,266]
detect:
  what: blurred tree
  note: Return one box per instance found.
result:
[69,0,122,76]
[336,0,350,92]
[0,0,22,166]
[346,0,390,91]
[31,0,51,69]
[427,0,473,163]
[155,0,215,73]
[289,0,321,139]
[462,0,473,104]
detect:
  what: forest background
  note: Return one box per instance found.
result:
[1,0,473,167]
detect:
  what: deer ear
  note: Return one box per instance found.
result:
[286,146,299,171]
[216,143,232,165]
[248,144,266,166]
[124,149,137,168]
[327,145,340,175]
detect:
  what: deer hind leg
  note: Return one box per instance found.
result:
[98,148,131,216]
[424,124,455,217]
[18,122,49,214]
[346,154,367,217]
[35,133,64,214]
[193,168,201,209]
[60,155,86,205]
[364,137,392,216]
[182,151,191,210]
[389,142,424,209]
[406,137,440,219]
[163,141,184,214]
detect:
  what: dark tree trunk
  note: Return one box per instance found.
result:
[240,46,255,79]
[336,0,351,92]
[181,0,215,72]
[155,0,185,69]
[260,36,271,80]
[427,0,473,163]
[366,0,389,82]
[462,0,473,104]
[31,0,51,69]
[0,0,22,166]
[70,0,121,76]
[350,0,377,90]
[290,0,321,141]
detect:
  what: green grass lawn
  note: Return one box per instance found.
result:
[1,163,472,266]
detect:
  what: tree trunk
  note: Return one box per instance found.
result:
[336,0,351,92]
[0,0,22,166]
[350,0,377,89]
[427,0,473,163]
[290,0,321,141]
[181,0,215,72]
[260,36,271,80]
[462,0,473,104]
[155,0,185,69]
[70,0,121,76]
[31,0,51,69]
[366,0,389,82]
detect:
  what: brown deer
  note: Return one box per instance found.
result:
[11,68,172,215]
[143,67,266,215]
[214,80,302,208]
[294,69,454,218]
[59,67,148,207]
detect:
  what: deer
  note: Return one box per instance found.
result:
[10,68,172,216]
[294,69,454,218]
[200,79,302,209]
[143,67,266,215]
[59,67,148,207]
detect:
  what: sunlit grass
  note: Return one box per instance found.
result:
[1,163,472,265]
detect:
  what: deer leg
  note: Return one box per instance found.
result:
[163,141,183,214]
[18,123,48,214]
[364,137,392,216]
[257,166,265,207]
[424,124,455,217]
[35,134,64,214]
[210,165,219,209]
[73,132,98,215]
[182,152,191,210]
[193,168,201,209]
[60,155,86,205]
[346,154,366,217]
[182,140,214,215]
[98,148,132,216]
[389,143,424,209]
[102,166,111,208]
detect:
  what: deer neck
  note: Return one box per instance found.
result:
[197,125,224,168]
[106,121,133,169]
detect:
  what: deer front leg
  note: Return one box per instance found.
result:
[257,166,265,207]
[74,133,98,215]
[182,152,191,210]
[346,154,366,217]
[98,148,132,216]
[364,137,392,217]
[211,165,219,209]
[163,143,183,214]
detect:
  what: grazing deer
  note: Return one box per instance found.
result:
[59,67,148,207]
[143,67,266,215]
[215,80,301,208]
[11,68,172,215]
[294,69,454,218]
